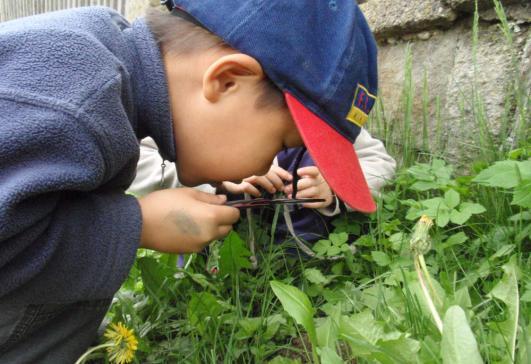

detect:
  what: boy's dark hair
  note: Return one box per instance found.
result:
[145,9,285,110]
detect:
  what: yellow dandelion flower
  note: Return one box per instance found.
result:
[104,322,139,364]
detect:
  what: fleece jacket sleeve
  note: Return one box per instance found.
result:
[0,81,141,305]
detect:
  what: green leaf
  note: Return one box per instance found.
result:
[329,232,348,246]
[304,268,333,286]
[408,163,435,182]
[408,160,453,187]
[437,207,451,227]
[313,234,349,257]
[371,251,391,267]
[389,232,407,252]
[219,231,251,275]
[421,197,445,211]
[459,202,486,215]
[488,256,519,362]
[521,289,531,303]
[313,239,330,256]
[339,311,420,362]
[445,189,460,209]
[440,232,468,250]
[441,306,483,364]
[472,160,531,188]
[450,209,471,225]
[187,292,224,335]
[508,210,531,222]
[316,316,339,349]
[418,197,452,226]
[433,159,453,182]
[512,179,531,208]
[264,314,286,341]
[338,311,383,355]
[236,317,262,340]
[328,245,341,256]
[318,347,343,364]
[454,287,472,308]
[372,335,421,363]
[138,256,173,296]
[410,181,439,191]
[331,216,361,235]
[270,281,318,359]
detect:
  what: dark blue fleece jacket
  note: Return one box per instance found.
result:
[0,7,175,304]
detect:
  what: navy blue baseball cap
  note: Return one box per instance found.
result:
[162,0,378,213]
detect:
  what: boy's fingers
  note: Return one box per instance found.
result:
[271,165,292,181]
[220,181,240,194]
[288,186,319,199]
[266,172,285,191]
[217,225,234,238]
[297,166,319,178]
[252,176,276,193]
[240,182,262,197]
[298,178,317,190]
[284,178,315,195]
[212,205,241,224]
[194,190,227,205]
[302,201,328,209]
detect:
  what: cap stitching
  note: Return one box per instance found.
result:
[225,0,271,41]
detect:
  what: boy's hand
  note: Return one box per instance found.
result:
[221,165,292,197]
[284,166,334,209]
[138,188,240,253]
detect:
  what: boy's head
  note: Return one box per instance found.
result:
[146,9,302,187]
[153,1,378,212]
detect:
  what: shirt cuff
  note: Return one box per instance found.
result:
[317,195,341,216]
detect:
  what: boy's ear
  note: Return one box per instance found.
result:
[202,54,264,102]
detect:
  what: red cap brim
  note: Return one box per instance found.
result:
[285,92,376,213]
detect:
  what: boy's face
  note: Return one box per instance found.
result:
[164,52,303,186]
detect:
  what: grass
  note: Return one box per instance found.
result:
[88,1,530,363]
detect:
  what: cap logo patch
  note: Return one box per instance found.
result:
[346,84,376,127]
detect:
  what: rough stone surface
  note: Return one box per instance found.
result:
[480,3,531,23]
[362,0,530,165]
[521,36,531,95]
[443,22,516,162]
[444,0,523,12]
[513,35,531,145]
[360,0,457,38]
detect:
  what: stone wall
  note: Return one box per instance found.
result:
[360,0,529,163]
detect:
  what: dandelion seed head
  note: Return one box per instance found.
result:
[410,215,433,255]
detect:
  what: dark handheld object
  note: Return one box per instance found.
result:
[226,198,325,209]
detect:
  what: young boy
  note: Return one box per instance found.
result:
[0,1,378,362]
